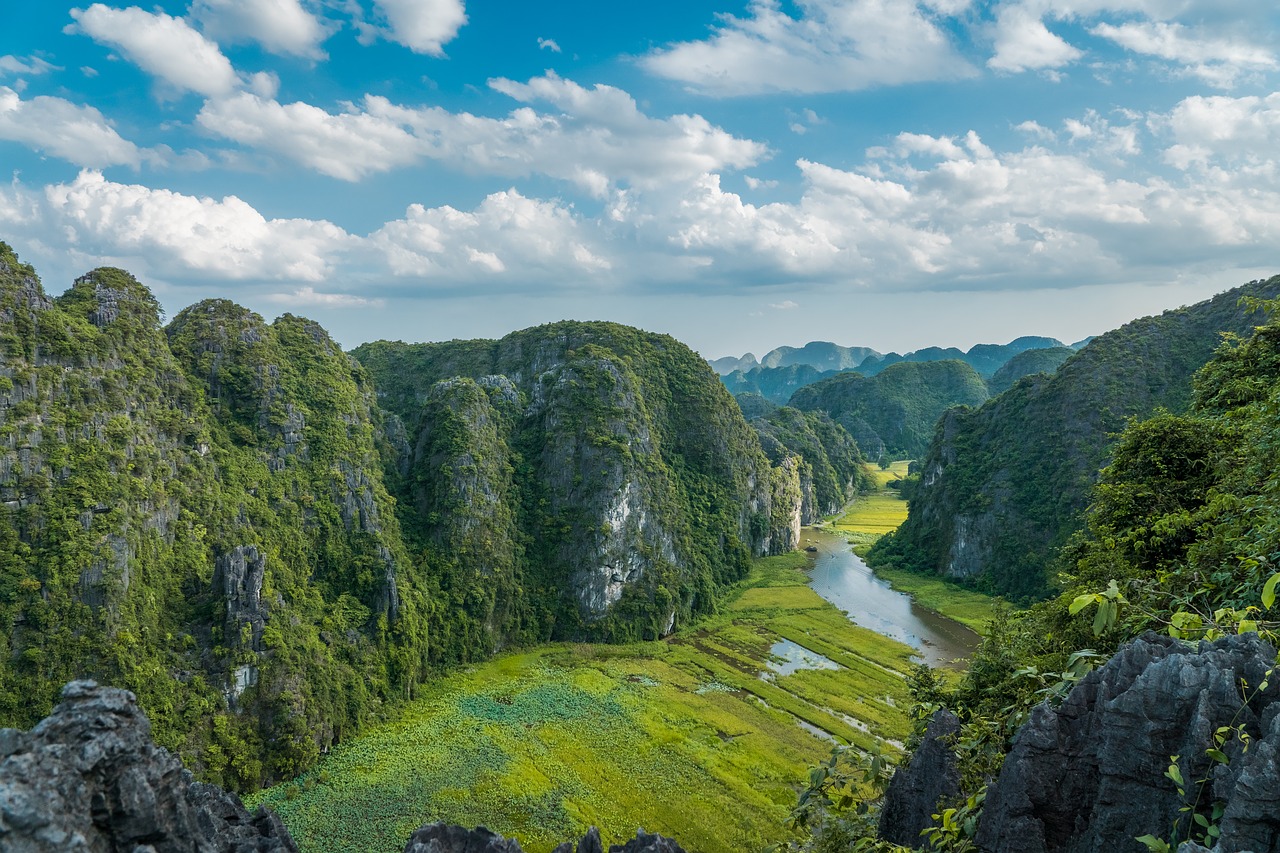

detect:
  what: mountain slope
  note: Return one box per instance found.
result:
[987,346,1075,395]
[353,322,777,646]
[870,277,1280,600]
[788,360,990,459]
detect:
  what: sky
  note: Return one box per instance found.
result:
[2,1,1279,359]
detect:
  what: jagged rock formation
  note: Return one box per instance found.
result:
[404,823,687,853]
[873,277,1280,600]
[975,633,1280,853]
[353,322,777,649]
[878,708,962,846]
[0,680,297,852]
[0,242,792,789]
[749,404,870,523]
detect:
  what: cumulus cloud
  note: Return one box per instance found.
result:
[370,189,611,282]
[642,0,974,96]
[1091,21,1276,87]
[67,4,239,96]
[369,0,467,56]
[988,4,1083,72]
[0,86,140,167]
[538,37,561,53]
[44,170,350,281]
[196,73,768,193]
[190,0,332,59]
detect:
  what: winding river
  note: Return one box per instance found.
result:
[800,527,981,668]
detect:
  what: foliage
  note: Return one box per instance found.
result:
[251,553,916,853]
[986,347,1074,396]
[790,360,990,461]
[871,278,1280,602]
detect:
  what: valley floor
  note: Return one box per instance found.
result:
[250,554,917,853]
[832,462,1003,634]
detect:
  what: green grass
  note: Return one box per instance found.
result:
[865,565,1004,634]
[248,553,916,853]
[831,462,911,536]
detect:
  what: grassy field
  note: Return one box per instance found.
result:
[250,553,917,853]
[831,461,911,537]
[829,462,1004,634]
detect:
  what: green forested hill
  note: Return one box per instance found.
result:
[0,243,788,793]
[871,277,1280,601]
[748,404,872,519]
[353,322,779,650]
[986,346,1075,395]
[788,359,990,460]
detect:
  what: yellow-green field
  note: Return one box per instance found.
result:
[250,554,916,853]
[831,462,911,537]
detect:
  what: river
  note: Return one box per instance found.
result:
[800,527,981,668]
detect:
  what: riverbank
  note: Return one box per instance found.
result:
[830,462,1006,635]
[250,553,917,853]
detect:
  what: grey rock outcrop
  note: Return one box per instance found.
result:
[404,823,687,853]
[878,708,962,846]
[976,632,1280,853]
[0,680,297,853]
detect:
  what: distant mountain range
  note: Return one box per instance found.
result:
[711,336,1086,379]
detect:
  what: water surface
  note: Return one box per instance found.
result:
[801,527,981,668]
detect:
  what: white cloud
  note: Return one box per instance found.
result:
[0,86,140,167]
[770,299,800,309]
[745,176,779,189]
[197,74,769,193]
[264,287,384,308]
[370,189,611,281]
[0,55,59,76]
[370,0,467,56]
[1091,21,1276,87]
[538,37,561,53]
[44,170,350,281]
[988,5,1083,72]
[642,0,974,96]
[68,4,239,96]
[191,0,332,60]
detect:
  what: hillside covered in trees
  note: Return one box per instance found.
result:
[0,242,808,792]
[870,277,1280,601]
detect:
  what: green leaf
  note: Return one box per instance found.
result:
[1263,572,1280,610]
[1136,835,1170,853]
[1070,594,1096,616]
[1207,748,1229,764]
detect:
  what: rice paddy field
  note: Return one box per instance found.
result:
[250,553,918,853]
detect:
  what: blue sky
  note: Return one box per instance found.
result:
[2,1,1279,358]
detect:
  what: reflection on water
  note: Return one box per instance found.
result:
[802,527,981,669]
[765,638,841,676]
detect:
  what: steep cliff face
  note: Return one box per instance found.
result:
[354,321,776,645]
[0,244,431,790]
[872,277,1280,601]
[749,405,869,521]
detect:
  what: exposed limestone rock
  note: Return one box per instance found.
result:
[0,681,297,853]
[214,545,268,653]
[976,632,1280,853]
[768,455,803,555]
[878,708,962,846]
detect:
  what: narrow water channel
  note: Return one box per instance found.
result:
[801,527,981,668]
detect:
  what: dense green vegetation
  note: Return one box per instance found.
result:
[871,278,1280,602]
[749,405,873,518]
[0,246,433,789]
[800,298,1280,852]
[353,322,778,652]
[986,346,1075,395]
[0,243,789,794]
[790,360,990,460]
[251,552,917,853]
